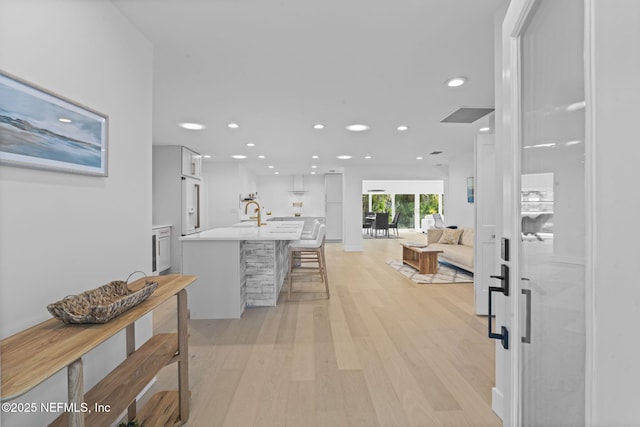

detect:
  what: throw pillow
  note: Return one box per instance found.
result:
[438,228,463,245]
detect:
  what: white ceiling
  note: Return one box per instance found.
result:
[113,0,505,176]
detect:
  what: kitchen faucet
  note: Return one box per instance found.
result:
[244,200,265,226]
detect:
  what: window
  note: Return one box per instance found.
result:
[362,194,369,218]
[371,194,392,214]
[394,194,415,228]
[362,192,441,231]
[420,194,440,217]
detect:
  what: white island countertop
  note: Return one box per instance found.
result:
[180,221,304,241]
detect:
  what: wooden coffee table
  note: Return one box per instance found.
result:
[401,243,443,274]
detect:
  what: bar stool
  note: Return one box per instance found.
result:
[300,219,321,240]
[287,224,330,300]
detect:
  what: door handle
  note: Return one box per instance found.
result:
[489,264,510,295]
[488,264,510,349]
[521,288,532,344]
[195,183,201,229]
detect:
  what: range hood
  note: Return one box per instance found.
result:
[289,175,307,194]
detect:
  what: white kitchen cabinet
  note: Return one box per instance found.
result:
[324,173,343,241]
[181,146,202,179]
[325,173,343,202]
[154,145,204,273]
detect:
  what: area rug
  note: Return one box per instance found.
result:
[386,259,474,284]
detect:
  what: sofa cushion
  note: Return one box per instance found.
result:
[427,228,444,244]
[438,228,463,245]
[460,228,474,247]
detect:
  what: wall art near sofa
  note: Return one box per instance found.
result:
[0,71,108,176]
[466,176,474,203]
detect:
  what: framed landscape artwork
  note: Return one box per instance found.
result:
[467,176,474,203]
[0,71,108,176]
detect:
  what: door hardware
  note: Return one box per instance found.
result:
[489,263,510,296]
[501,237,510,261]
[488,264,510,349]
[521,289,532,344]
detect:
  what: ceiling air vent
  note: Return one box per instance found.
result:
[430,151,443,155]
[441,107,494,123]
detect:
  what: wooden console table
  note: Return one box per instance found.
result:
[1,274,196,427]
[401,243,443,274]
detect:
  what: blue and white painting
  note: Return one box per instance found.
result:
[0,72,108,176]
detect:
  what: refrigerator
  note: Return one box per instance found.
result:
[153,145,204,273]
[182,176,202,235]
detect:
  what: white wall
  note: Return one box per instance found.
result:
[590,1,640,425]
[257,174,326,217]
[203,162,250,227]
[445,150,475,228]
[238,163,258,198]
[0,1,153,425]
[362,180,444,195]
[203,165,327,226]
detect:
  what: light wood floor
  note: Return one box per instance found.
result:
[143,230,501,427]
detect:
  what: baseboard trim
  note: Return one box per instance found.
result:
[492,386,504,420]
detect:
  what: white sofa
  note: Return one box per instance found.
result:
[426,228,474,273]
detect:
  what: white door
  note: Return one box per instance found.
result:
[474,131,496,315]
[501,0,586,425]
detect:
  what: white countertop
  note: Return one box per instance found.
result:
[180,221,304,241]
[152,224,172,229]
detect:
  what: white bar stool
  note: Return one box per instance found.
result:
[287,224,330,300]
[300,219,321,240]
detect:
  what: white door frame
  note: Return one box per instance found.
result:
[499,0,595,425]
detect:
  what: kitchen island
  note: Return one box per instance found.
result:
[180,221,303,319]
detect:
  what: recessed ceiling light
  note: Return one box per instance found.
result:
[311,165,317,169]
[311,171,316,175]
[203,155,212,159]
[397,125,409,131]
[416,156,423,160]
[337,155,352,160]
[445,77,467,87]
[274,171,280,175]
[313,124,325,129]
[227,122,239,129]
[58,118,72,123]
[268,165,274,169]
[179,122,205,130]
[364,156,372,159]
[231,154,247,159]
[312,155,319,159]
[479,127,490,132]
[258,155,265,159]
[246,143,255,147]
[345,124,369,132]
